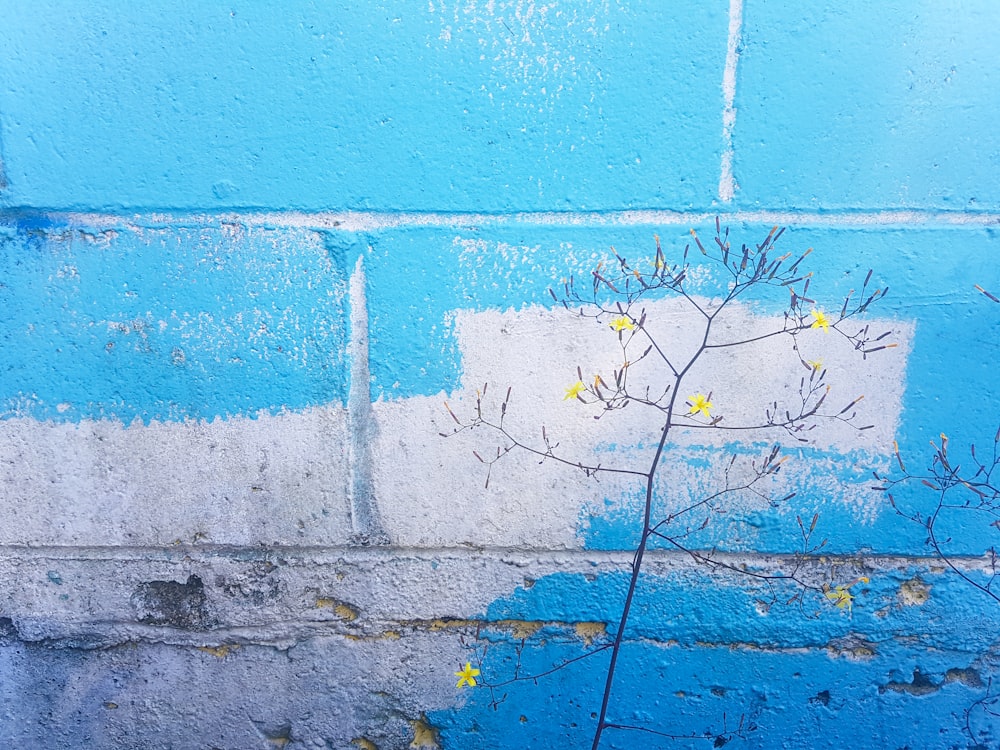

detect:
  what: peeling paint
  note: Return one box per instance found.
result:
[408,716,441,750]
[898,576,931,606]
[574,622,607,646]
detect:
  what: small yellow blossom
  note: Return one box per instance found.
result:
[825,576,870,615]
[563,381,586,401]
[810,309,830,333]
[825,586,854,612]
[807,359,823,372]
[609,316,635,332]
[688,393,713,419]
[455,662,480,688]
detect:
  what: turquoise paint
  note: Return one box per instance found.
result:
[4,219,997,561]
[736,0,1000,210]
[433,569,1000,748]
[580,444,942,556]
[367,224,999,555]
[366,222,989,402]
[0,2,728,212]
[365,223,823,400]
[434,638,994,749]
[0,220,350,423]
[484,570,998,651]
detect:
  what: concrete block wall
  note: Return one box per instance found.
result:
[1,2,998,748]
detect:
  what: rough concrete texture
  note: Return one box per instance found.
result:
[2,2,1000,749]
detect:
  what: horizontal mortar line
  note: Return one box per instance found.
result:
[3,208,1000,232]
[14,616,609,637]
[0,544,987,569]
[8,622,910,652]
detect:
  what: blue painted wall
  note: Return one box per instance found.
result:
[0,2,728,211]
[736,0,1000,210]
[1,2,999,749]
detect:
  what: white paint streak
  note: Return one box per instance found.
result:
[41,209,1000,234]
[430,0,612,114]
[718,0,744,202]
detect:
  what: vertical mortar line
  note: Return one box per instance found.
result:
[347,255,390,545]
[718,0,744,203]
[0,120,8,191]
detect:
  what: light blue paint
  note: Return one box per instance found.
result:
[483,570,1000,651]
[0,220,351,423]
[5,219,997,560]
[0,124,7,191]
[365,223,802,400]
[735,0,1000,210]
[431,221,1000,742]
[0,2,728,212]
[366,223,1000,554]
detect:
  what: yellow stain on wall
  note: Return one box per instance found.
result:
[351,738,379,750]
[316,597,360,621]
[424,618,478,631]
[397,617,612,642]
[826,641,876,659]
[495,619,544,639]
[345,630,402,642]
[898,576,931,606]
[408,716,441,750]
[414,618,543,638]
[574,622,607,646]
[197,644,240,658]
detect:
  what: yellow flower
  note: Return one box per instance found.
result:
[687,393,713,418]
[825,576,870,615]
[807,359,823,372]
[563,381,586,401]
[609,316,635,332]
[455,662,480,688]
[825,586,854,613]
[810,310,830,333]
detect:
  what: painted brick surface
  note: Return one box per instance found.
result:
[1,2,1000,749]
[0,2,728,212]
[736,0,1000,210]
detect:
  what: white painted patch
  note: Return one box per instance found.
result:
[375,298,912,547]
[0,408,352,547]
